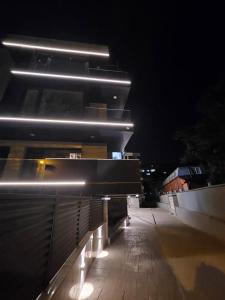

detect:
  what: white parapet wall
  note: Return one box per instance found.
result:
[159,184,225,244]
[127,195,140,209]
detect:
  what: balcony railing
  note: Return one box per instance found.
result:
[84,106,131,122]
[0,158,142,194]
[89,67,130,80]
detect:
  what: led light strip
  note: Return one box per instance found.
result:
[2,41,109,57]
[11,70,131,85]
[0,181,86,186]
[0,116,133,127]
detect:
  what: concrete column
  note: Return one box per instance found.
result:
[103,200,109,246]
[2,145,26,179]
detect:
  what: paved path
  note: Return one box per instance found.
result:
[81,208,225,300]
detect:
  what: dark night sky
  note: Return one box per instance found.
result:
[1,1,225,163]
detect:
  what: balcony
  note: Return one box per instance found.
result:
[89,67,130,80]
[84,106,131,123]
[0,158,142,195]
[0,105,133,151]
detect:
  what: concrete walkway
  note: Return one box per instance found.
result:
[81,208,225,300]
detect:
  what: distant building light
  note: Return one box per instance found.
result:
[113,95,117,99]
[2,40,110,57]
[11,70,131,85]
[163,171,167,174]
[150,168,156,172]
[135,194,139,197]
[39,160,45,165]
[101,196,111,201]
[141,169,145,172]
[0,116,134,128]
[146,173,151,176]
[112,152,122,160]
[0,181,86,186]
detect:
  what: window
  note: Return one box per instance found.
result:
[191,167,202,175]
[69,153,81,159]
[112,152,122,160]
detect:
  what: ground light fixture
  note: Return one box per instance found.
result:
[0,181,86,186]
[2,40,110,57]
[0,116,134,128]
[11,70,131,85]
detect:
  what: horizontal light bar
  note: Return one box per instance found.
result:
[0,181,86,186]
[2,41,109,57]
[11,70,131,85]
[0,117,134,128]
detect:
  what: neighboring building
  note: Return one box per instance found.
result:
[161,166,206,194]
[0,35,141,229]
[140,162,176,206]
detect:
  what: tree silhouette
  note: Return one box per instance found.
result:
[176,79,225,184]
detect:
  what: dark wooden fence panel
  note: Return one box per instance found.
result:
[0,192,104,300]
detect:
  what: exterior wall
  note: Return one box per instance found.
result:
[0,49,12,103]
[159,184,225,243]
[2,145,26,179]
[162,176,188,193]
[38,223,108,300]
[0,141,106,159]
[158,194,170,210]
[176,184,225,221]
[82,144,107,159]
[127,196,140,208]
[0,141,108,178]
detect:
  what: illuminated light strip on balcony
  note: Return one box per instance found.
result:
[2,41,109,57]
[0,181,86,186]
[0,117,134,128]
[11,70,131,85]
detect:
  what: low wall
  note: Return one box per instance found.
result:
[159,184,225,243]
[38,223,108,300]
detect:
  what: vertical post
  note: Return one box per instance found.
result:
[45,194,57,284]
[2,145,26,179]
[103,200,109,246]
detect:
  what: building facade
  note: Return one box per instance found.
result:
[161,166,206,194]
[0,34,142,227]
[0,35,142,300]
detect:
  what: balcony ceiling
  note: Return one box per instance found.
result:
[0,122,133,151]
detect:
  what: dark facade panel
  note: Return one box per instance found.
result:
[108,197,128,226]
[20,158,141,195]
[0,49,13,103]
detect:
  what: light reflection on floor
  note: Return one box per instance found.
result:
[96,250,109,258]
[78,282,94,300]
[78,250,109,299]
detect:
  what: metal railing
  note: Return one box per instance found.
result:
[89,67,129,80]
[84,106,131,122]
